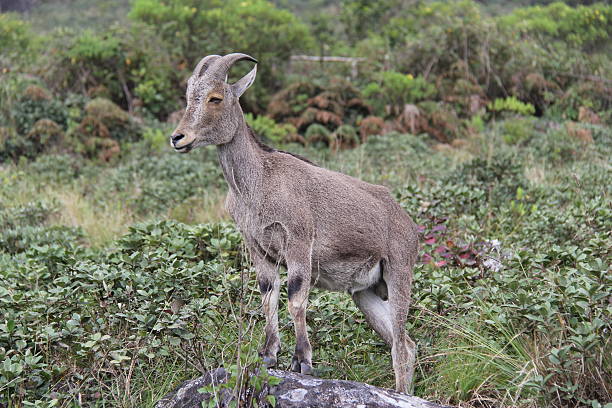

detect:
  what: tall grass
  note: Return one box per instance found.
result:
[418,307,541,407]
[51,188,134,247]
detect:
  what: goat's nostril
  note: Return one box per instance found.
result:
[171,133,185,144]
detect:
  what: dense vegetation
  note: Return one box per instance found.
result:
[1,0,610,407]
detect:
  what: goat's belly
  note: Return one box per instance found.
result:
[311,260,382,293]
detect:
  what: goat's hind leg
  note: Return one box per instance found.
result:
[253,254,281,368]
[352,288,393,347]
[385,260,416,393]
[353,285,416,393]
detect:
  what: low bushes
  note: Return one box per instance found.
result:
[267,79,370,134]
[42,25,180,119]
[1,120,611,407]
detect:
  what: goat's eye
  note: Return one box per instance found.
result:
[208,96,223,104]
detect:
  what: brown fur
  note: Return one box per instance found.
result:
[171,53,420,393]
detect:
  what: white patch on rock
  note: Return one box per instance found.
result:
[374,391,420,408]
[298,377,323,387]
[282,388,308,402]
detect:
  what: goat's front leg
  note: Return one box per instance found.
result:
[286,243,313,375]
[252,254,281,368]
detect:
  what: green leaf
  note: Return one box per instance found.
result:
[268,376,282,386]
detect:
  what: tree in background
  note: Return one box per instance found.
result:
[309,13,336,59]
[129,0,314,111]
[340,0,411,45]
[498,2,612,52]
[41,24,180,118]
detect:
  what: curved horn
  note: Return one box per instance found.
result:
[209,53,258,81]
[193,55,222,77]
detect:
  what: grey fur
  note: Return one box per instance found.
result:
[171,53,420,393]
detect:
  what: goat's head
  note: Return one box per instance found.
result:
[170,53,257,152]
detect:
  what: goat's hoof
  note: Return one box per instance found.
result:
[290,356,300,372]
[300,362,313,375]
[262,355,277,368]
[290,356,313,375]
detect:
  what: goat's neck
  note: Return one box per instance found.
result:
[217,120,263,203]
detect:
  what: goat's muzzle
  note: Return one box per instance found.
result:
[171,133,184,145]
[170,133,193,153]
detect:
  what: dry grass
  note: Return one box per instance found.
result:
[50,188,134,247]
[525,163,547,186]
[167,189,229,225]
[51,188,229,247]
[1,164,230,248]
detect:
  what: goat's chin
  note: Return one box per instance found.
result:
[174,141,195,153]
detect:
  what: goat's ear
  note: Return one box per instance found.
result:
[230,65,257,98]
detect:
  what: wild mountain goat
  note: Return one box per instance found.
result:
[170,53,419,393]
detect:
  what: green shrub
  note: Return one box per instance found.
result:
[11,86,68,135]
[0,126,27,162]
[1,85,69,161]
[44,25,179,119]
[142,126,171,152]
[363,72,436,116]
[499,2,612,51]
[357,1,610,120]
[130,0,314,110]
[0,200,57,231]
[328,132,434,186]
[526,124,583,165]
[0,13,36,67]
[331,124,359,151]
[26,118,65,152]
[0,219,247,404]
[488,96,536,117]
[444,152,527,205]
[245,113,296,145]
[364,132,430,159]
[500,118,535,145]
[27,154,84,184]
[379,1,510,99]
[83,98,138,142]
[549,81,611,122]
[304,123,332,146]
[1,225,84,256]
[267,79,370,133]
[101,151,224,215]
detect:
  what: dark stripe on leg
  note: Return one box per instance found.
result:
[258,278,272,294]
[287,276,303,300]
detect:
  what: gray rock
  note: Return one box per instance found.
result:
[156,368,452,408]
[156,368,231,408]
